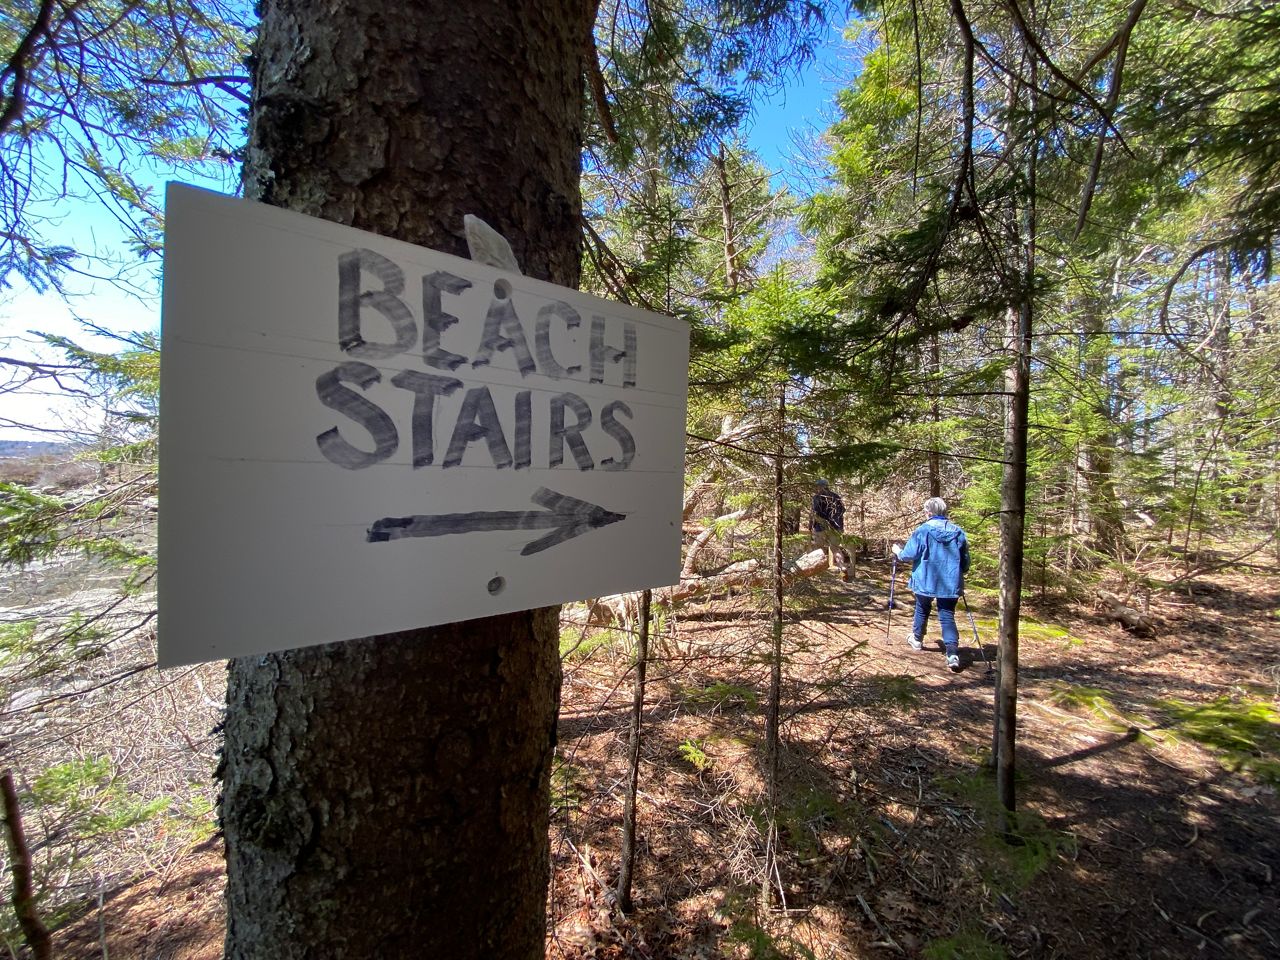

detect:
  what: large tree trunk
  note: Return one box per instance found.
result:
[996,295,1031,830]
[221,3,590,957]
[995,19,1037,834]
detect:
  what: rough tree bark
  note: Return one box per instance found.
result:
[220,3,592,958]
[996,295,1030,830]
[1095,589,1156,634]
[995,26,1037,833]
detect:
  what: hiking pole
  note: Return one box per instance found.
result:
[884,556,899,641]
[960,593,994,674]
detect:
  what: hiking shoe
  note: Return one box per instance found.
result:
[907,633,923,651]
[947,653,961,672]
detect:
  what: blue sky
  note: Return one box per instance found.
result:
[744,16,857,191]
[0,19,858,440]
[0,159,226,439]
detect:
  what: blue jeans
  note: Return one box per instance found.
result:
[913,595,958,654]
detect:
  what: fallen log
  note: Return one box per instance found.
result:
[576,549,832,628]
[1096,589,1157,636]
[681,507,754,578]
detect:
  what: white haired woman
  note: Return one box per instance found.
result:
[893,497,970,671]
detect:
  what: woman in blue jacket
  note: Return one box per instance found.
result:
[893,497,970,672]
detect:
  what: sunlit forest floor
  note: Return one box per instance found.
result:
[48,558,1280,959]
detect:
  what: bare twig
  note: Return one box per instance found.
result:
[1158,532,1278,588]
[857,893,903,953]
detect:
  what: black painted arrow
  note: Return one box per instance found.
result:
[367,487,627,556]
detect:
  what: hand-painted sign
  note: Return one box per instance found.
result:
[158,184,688,667]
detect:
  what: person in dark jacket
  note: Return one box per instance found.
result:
[811,479,850,579]
[893,497,970,672]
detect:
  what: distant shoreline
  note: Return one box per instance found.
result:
[0,439,76,458]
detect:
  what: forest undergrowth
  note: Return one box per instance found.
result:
[22,544,1278,960]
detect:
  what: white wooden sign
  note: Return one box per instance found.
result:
[158,184,688,667]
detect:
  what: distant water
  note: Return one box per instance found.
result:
[0,440,74,458]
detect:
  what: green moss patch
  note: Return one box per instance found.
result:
[1155,696,1280,785]
[864,673,921,710]
[923,923,1008,960]
[1043,681,1148,736]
